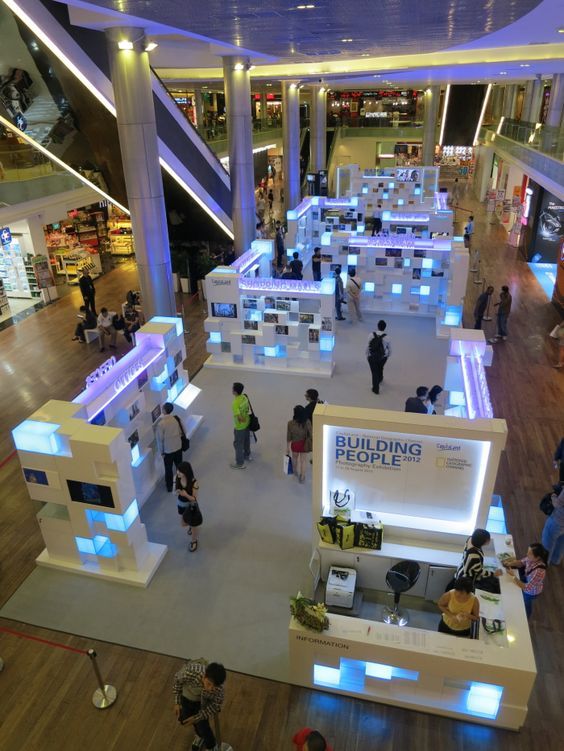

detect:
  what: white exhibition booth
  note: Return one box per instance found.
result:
[203,241,336,377]
[288,347,537,728]
[12,317,202,586]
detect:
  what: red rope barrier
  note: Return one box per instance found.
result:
[0,450,16,469]
[0,626,88,655]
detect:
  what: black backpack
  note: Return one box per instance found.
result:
[369,334,386,361]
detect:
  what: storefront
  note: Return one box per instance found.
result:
[526,188,564,300]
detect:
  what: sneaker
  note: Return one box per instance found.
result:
[245,454,253,462]
[230,463,246,469]
[487,338,498,344]
[191,738,204,751]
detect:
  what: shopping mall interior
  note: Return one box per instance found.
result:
[1,1,564,749]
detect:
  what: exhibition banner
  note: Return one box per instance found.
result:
[325,425,490,524]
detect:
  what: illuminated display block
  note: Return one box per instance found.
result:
[422,258,433,269]
[398,199,404,205]
[209,331,221,343]
[420,286,431,296]
[392,284,402,295]
[314,664,341,687]
[382,191,389,199]
[347,254,358,266]
[13,420,63,456]
[320,336,335,352]
[364,282,375,292]
[403,258,411,267]
[449,390,466,406]
[388,182,395,188]
[466,683,503,719]
[365,661,392,680]
[444,307,462,327]
[414,187,421,195]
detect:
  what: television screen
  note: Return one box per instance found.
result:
[128,430,139,449]
[385,248,402,258]
[137,370,148,390]
[169,369,179,388]
[67,480,114,508]
[23,468,48,485]
[211,303,238,318]
[375,258,388,266]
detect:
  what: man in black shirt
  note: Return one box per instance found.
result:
[289,251,303,280]
[405,386,429,413]
[311,247,322,281]
[78,269,97,315]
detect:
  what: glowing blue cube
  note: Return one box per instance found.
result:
[392,284,402,295]
[12,420,62,456]
[382,210,391,221]
[347,254,358,266]
[449,390,466,406]
[422,258,433,269]
[364,282,375,292]
[398,198,404,205]
[365,662,392,680]
[388,182,395,189]
[420,285,431,296]
[403,258,411,267]
[466,682,503,719]
[314,664,341,687]
[209,331,221,343]
[414,187,421,195]
[320,336,335,352]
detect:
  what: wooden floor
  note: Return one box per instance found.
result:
[1,190,564,751]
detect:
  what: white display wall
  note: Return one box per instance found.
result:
[203,243,336,377]
[12,317,203,586]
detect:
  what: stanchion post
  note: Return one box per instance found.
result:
[483,279,493,321]
[87,649,117,709]
[474,257,483,285]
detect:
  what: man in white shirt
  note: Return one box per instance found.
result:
[156,402,185,492]
[97,307,117,352]
[346,269,363,322]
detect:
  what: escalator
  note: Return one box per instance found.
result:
[0,0,233,241]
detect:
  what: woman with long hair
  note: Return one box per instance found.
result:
[287,405,312,484]
[502,543,548,619]
[175,461,202,553]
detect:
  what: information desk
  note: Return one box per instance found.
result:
[290,535,536,730]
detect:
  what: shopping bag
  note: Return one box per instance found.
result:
[316,516,337,544]
[354,522,384,550]
[336,523,356,550]
[283,454,293,475]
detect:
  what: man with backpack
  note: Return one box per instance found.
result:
[366,320,391,394]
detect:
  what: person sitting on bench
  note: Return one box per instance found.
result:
[72,305,97,343]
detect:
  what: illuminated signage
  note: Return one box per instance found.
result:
[85,357,116,388]
[112,359,145,393]
[0,227,12,246]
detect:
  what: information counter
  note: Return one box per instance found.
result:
[290,531,535,729]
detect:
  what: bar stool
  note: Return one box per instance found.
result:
[382,560,421,627]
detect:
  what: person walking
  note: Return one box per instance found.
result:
[542,485,564,565]
[346,268,362,322]
[502,543,548,619]
[275,220,285,268]
[79,268,97,315]
[311,247,322,282]
[404,386,429,413]
[451,178,461,206]
[96,307,117,352]
[334,266,345,320]
[173,659,226,750]
[267,188,274,213]
[553,437,564,482]
[366,321,391,394]
[72,305,97,342]
[287,405,312,484]
[437,577,479,637]
[157,402,185,492]
[464,214,474,249]
[473,285,494,329]
[231,382,251,469]
[489,285,512,342]
[175,461,202,552]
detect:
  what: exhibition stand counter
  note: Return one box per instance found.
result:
[287,403,536,728]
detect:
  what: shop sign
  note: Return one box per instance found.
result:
[0,227,12,246]
[85,357,116,388]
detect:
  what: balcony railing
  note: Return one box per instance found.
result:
[494,118,564,162]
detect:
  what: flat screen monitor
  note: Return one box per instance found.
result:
[211,303,237,318]
[67,480,114,508]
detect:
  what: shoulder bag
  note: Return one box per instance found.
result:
[174,415,190,452]
[245,394,260,434]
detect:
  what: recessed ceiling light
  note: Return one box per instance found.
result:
[558,27,564,33]
[360,53,370,57]
[520,63,530,67]
[340,38,353,43]
[266,83,272,86]
[374,74,381,78]
[499,71,507,75]
[296,3,315,8]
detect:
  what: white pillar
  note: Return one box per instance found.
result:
[222,56,255,256]
[106,26,175,318]
[282,80,301,211]
[490,85,504,122]
[260,91,268,128]
[422,86,440,166]
[193,87,204,129]
[503,84,518,119]
[521,81,534,122]
[542,74,564,153]
[310,84,327,172]
[529,77,544,124]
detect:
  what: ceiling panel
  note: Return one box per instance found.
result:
[66,0,543,61]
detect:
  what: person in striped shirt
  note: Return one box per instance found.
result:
[502,543,548,619]
[174,659,226,750]
[455,529,503,587]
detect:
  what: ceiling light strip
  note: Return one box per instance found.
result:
[0,114,129,215]
[3,0,116,116]
[438,84,451,146]
[473,83,492,146]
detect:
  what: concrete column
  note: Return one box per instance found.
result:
[521,80,534,122]
[421,86,440,166]
[260,91,268,127]
[106,27,175,318]
[310,84,327,172]
[542,73,564,153]
[490,85,503,123]
[503,84,518,119]
[529,77,544,124]
[222,56,255,256]
[193,87,204,129]
[282,80,301,211]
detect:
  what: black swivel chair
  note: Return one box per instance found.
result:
[383,560,421,626]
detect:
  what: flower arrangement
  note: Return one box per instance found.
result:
[290,591,329,632]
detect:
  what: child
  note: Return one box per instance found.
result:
[292,728,333,751]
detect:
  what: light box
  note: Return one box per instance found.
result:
[13,420,63,456]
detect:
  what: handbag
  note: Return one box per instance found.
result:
[283,454,293,475]
[336,523,356,550]
[182,501,203,528]
[245,394,260,433]
[316,516,337,544]
[354,522,383,550]
[539,491,554,516]
[174,416,190,452]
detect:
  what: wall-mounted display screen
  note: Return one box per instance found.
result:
[151,404,162,423]
[67,480,114,508]
[137,370,148,390]
[212,303,238,318]
[23,468,48,485]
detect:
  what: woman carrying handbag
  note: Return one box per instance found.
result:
[175,462,203,552]
[287,405,312,484]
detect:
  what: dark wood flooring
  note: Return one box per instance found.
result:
[0,190,563,750]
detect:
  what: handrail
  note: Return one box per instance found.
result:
[149,67,228,175]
